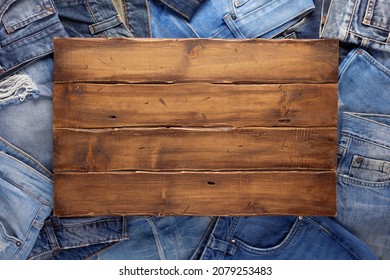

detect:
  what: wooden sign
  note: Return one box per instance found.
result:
[53,38,338,217]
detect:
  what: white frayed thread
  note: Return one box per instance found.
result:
[0,74,39,106]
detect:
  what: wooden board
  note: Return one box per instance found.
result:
[53,38,338,217]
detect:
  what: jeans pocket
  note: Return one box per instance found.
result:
[348,155,390,183]
[1,0,56,34]
[231,217,302,255]
[0,221,23,260]
[362,0,390,32]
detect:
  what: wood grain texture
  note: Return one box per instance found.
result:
[53,83,338,128]
[53,38,338,216]
[54,171,336,217]
[54,127,337,171]
[54,38,338,84]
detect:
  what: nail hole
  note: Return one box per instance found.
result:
[108,115,117,119]
[207,181,216,185]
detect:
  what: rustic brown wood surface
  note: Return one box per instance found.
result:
[53,38,338,217]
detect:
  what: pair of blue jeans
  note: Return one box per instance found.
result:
[336,48,390,260]
[147,0,315,38]
[321,0,390,68]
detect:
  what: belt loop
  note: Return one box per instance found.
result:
[223,14,246,39]
[44,219,60,251]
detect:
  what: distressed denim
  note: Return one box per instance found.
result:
[147,0,315,38]
[0,137,52,260]
[196,216,378,260]
[336,48,390,259]
[321,0,390,68]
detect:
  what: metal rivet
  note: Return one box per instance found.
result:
[298,216,303,220]
[231,14,237,20]
[231,239,236,244]
[357,49,363,55]
[355,156,364,164]
[33,4,42,13]
[16,241,22,246]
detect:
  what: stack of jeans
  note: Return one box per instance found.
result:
[0,0,388,260]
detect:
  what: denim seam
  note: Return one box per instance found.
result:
[190,216,218,260]
[338,173,390,188]
[230,217,303,255]
[179,16,200,38]
[159,0,191,20]
[338,49,358,79]
[0,151,52,183]
[85,0,99,33]
[0,138,53,178]
[227,217,241,241]
[146,219,166,260]
[51,218,125,229]
[359,49,390,76]
[344,0,360,42]
[144,0,152,37]
[84,241,122,260]
[306,218,362,259]
[122,0,130,30]
[340,131,390,150]
[0,220,23,245]
[320,0,334,38]
[344,113,390,129]
[348,30,390,47]
[0,174,52,206]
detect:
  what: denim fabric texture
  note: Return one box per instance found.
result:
[0,137,52,260]
[197,216,378,260]
[147,0,315,38]
[88,216,215,260]
[321,0,390,68]
[53,0,133,38]
[336,48,390,259]
[159,0,206,20]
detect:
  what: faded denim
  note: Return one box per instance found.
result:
[147,0,315,38]
[321,0,390,68]
[0,137,52,260]
[336,48,390,259]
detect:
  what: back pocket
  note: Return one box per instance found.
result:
[349,155,390,183]
[362,0,390,32]
[2,0,56,34]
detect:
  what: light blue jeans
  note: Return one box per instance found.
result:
[336,48,390,260]
[147,0,315,38]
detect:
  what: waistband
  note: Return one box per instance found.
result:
[340,112,390,149]
[0,0,68,79]
[223,0,314,38]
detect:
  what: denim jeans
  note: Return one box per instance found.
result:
[0,137,52,260]
[321,0,390,68]
[336,48,390,260]
[87,216,214,260]
[147,0,315,38]
[196,216,377,260]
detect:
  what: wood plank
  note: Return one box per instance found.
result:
[53,127,337,171]
[54,38,338,84]
[53,83,338,128]
[54,171,336,217]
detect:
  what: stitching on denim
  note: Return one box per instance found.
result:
[231,217,303,255]
[235,2,314,38]
[159,0,191,20]
[306,217,363,260]
[345,0,360,42]
[190,217,218,260]
[0,137,53,178]
[320,0,334,37]
[340,130,390,151]
[348,30,390,46]
[53,217,124,229]
[343,112,390,129]
[144,0,152,37]
[0,220,23,245]
[338,48,359,78]
[0,175,52,206]
[359,49,390,76]
[84,241,123,259]
[179,16,200,37]
[146,218,166,260]
[122,0,130,30]
[0,150,53,182]
[338,173,390,187]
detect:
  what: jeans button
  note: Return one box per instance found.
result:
[16,241,22,246]
[33,4,42,13]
